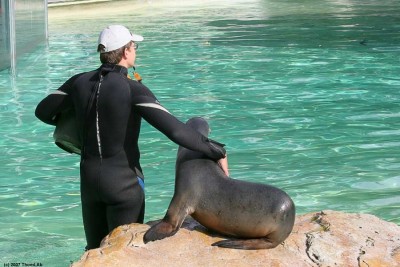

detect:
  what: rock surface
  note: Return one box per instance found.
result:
[72,210,400,267]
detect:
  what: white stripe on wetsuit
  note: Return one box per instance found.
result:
[136,103,171,114]
[51,90,68,95]
[96,78,103,159]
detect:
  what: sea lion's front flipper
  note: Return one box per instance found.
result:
[143,196,190,244]
[211,237,280,250]
[143,220,179,243]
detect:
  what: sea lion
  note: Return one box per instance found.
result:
[143,117,295,249]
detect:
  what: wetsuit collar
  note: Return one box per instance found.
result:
[100,63,128,76]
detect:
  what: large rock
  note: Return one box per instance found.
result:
[72,210,400,266]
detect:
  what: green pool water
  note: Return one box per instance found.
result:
[1,0,399,265]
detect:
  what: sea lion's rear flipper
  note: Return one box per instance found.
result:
[211,237,280,250]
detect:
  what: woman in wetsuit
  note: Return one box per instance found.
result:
[35,25,227,249]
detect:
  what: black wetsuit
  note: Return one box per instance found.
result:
[35,64,225,249]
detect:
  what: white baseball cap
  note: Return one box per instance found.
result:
[98,25,144,53]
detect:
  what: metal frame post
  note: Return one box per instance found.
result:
[45,0,48,41]
[8,0,16,76]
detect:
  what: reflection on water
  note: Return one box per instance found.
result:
[0,0,399,265]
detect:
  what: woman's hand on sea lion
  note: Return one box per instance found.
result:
[218,154,230,177]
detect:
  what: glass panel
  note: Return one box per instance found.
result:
[0,0,46,72]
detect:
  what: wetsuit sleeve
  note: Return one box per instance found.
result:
[35,75,77,125]
[131,83,226,160]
